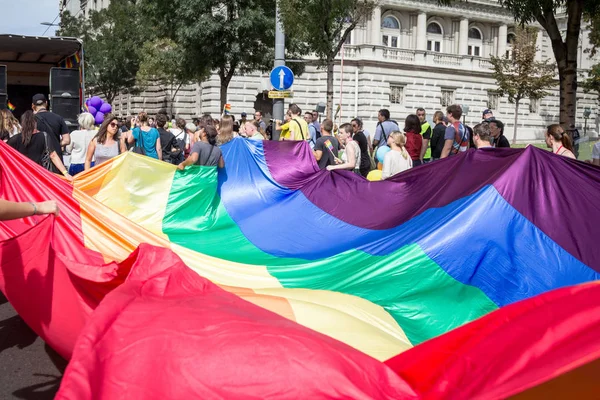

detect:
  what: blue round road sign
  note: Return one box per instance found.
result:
[270,66,294,91]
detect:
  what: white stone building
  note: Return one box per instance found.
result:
[61,0,600,140]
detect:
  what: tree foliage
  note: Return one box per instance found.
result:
[490,26,555,143]
[583,13,600,104]
[139,0,306,110]
[58,1,144,104]
[279,0,375,118]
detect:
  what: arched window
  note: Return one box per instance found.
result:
[506,32,516,58]
[426,22,443,52]
[381,15,401,48]
[468,27,483,56]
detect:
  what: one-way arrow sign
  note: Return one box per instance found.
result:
[270,66,294,91]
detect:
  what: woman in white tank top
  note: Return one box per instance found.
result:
[84,115,126,170]
[326,124,361,174]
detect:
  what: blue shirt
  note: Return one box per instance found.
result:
[132,127,160,159]
[374,120,400,148]
[308,123,317,148]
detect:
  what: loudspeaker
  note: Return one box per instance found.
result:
[51,96,80,122]
[0,65,6,95]
[0,94,6,110]
[315,102,326,113]
[50,68,79,97]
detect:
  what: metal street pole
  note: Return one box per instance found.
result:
[272,0,285,141]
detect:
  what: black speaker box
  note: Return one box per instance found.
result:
[50,68,79,97]
[51,96,80,122]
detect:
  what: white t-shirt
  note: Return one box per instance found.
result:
[171,128,189,148]
[67,129,97,164]
[592,142,600,160]
[382,149,412,179]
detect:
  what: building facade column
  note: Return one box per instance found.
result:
[498,24,508,57]
[459,18,469,55]
[371,6,381,46]
[416,12,427,51]
[535,30,543,61]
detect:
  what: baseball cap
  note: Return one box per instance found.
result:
[482,109,493,117]
[241,112,247,117]
[32,94,47,105]
[185,123,198,133]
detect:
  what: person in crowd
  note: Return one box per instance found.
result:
[304,112,318,147]
[350,118,372,177]
[156,114,183,164]
[473,122,492,149]
[1,109,20,141]
[217,114,235,145]
[416,108,432,163]
[148,117,155,127]
[313,119,339,170]
[85,115,126,170]
[254,110,267,131]
[32,94,70,166]
[441,104,469,158]
[0,199,59,220]
[326,124,361,174]
[545,124,576,159]
[120,116,133,134]
[66,112,97,175]
[8,111,72,180]
[284,104,309,142]
[184,122,198,155]
[403,115,424,167]
[178,125,225,169]
[170,118,188,155]
[591,141,600,166]
[126,111,161,160]
[239,112,248,128]
[245,120,265,141]
[430,111,446,161]
[489,120,510,148]
[312,110,321,135]
[482,109,495,122]
[372,109,400,163]
[276,111,293,140]
[382,132,412,179]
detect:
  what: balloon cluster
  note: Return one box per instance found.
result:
[85,96,112,125]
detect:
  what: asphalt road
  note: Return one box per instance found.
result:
[0,293,65,399]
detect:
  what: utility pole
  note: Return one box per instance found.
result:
[272,1,285,141]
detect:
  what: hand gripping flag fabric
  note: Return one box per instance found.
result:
[0,138,599,398]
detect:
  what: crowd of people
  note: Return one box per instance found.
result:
[0,94,595,185]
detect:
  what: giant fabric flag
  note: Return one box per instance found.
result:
[0,138,599,398]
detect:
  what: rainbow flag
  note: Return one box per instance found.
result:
[7,101,15,111]
[0,139,599,398]
[223,103,231,115]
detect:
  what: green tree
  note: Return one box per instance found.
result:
[58,1,144,104]
[140,0,306,111]
[279,0,375,119]
[486,0,600,132]
[583,13,600,104]
[490,27,555,144]
[137,38,210,117]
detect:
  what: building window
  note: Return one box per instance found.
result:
[427,22,443,53]
[506,32,516,58]
[381,15,400,48]
[529,98,539,113]
[390,85,405,105]
[440,89,454,107]
[487,91,499,110]
[468,27,483,57]
[468,45,481,56]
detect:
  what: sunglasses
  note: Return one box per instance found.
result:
[109,122,118,128]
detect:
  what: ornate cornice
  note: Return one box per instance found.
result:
[383,0,515,24]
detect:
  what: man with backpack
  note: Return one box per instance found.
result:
[288,104,310,142]
[304,111,320,148]
[440,104,470,158]
[372,109,400,162]
[156,114,183,165]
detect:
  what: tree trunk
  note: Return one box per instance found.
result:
[558,64,578,131]
[218,66,235,114]
[326,61,334,120]
[512,100,519,144]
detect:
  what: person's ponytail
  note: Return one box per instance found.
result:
[561,131,574,152]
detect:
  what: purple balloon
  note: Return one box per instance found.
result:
[94,111,105,125]
[89,96,103,109]
[88,105,97,116]
[99,102,112,114]
[85,98,91,106]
